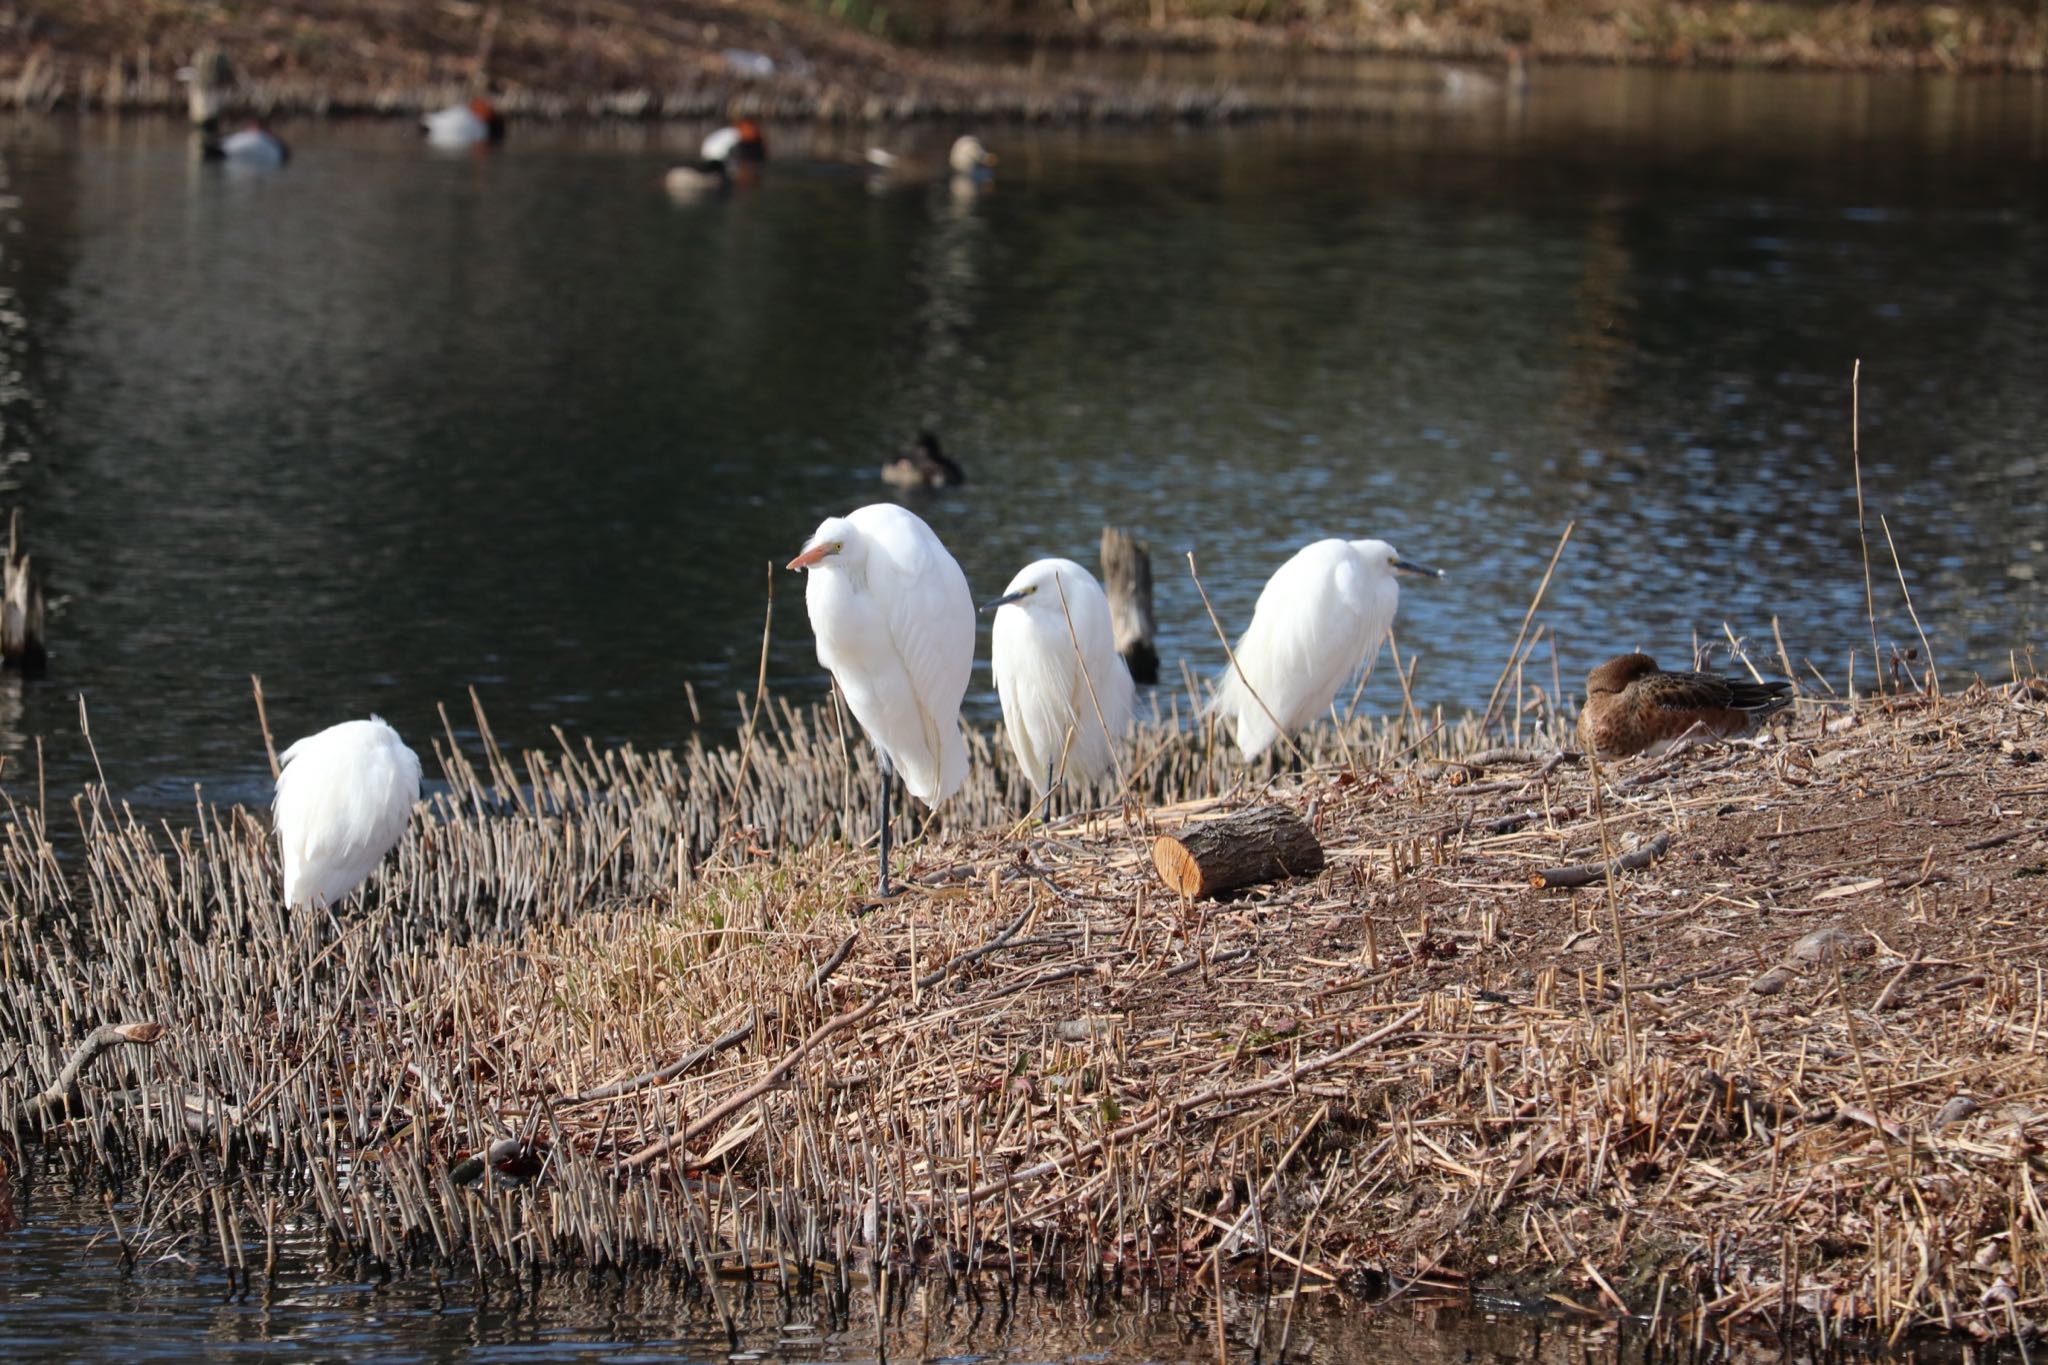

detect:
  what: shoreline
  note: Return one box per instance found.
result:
[3,1,2042,128]
[1,680,2044,1344]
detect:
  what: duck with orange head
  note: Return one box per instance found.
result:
[422,97,507,148]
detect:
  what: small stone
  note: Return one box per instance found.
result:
[1750,965,1795,995]
[1791,926,1872,963]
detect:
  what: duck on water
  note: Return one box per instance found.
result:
[881,431,965,490]
[664,120,769,197]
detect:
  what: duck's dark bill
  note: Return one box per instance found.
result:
[979,591,1027,613]
[1393,558,1444,578]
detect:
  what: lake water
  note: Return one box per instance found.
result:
[0,58,2042,1356]
[0,1185,1790,1364]
[0,68,2044,816]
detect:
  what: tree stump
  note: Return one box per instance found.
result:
[1099,525,1159,685]
[185,47,232,127]
[1,511,45,671]
[1153,805,1324,900]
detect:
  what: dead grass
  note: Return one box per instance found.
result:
[2,0,2040,124]
[1,672,2046,1343]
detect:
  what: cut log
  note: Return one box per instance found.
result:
[1,510,45,670]
[1153,805,1324,900]
[1099,525,1159,685]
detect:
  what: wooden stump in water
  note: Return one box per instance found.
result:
[1099,525,1159,685]
[1153,805,1324,900]
[2,511,44,671]
[185,47,232,127]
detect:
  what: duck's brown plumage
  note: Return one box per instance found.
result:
[1578,652,1793,758]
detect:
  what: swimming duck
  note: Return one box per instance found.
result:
[664,119,768,195]
[703,120,768,166]
[421,98,506,147]
[881,431,965,490]
[864,135,996,183]
[202,120,289,168]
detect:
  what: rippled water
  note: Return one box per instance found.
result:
[0,73,2045,814]
[0,1187,1778,1364]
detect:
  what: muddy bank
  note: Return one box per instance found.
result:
[0,0,1406,123]
[2,677,2046,1344]
[902,0,2047,73]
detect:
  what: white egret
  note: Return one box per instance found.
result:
[787,504,974,897]
[1210,538,1442,760]
[985,558,1134,807]
[421,98,506,148]
[273,717,422,911]
[203,121,290,168]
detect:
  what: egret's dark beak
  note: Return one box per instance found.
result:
[786,542,831,571]
[979,590,1027,614]
[1393,558,1444,579]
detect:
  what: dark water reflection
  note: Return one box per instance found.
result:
[0,1190,1794,1364]
[0,67,2042,818]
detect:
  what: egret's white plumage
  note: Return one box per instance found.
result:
[789,505,974,896]
[790,504,974,804]
[273,717,422,910]
[988,558,1134,794]
[1210,538,1441,760]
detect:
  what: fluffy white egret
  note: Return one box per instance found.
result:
[273,717,422,911]
[985,558,1134,807]
[421,98,506,148]
[1210,538,1442,760]
[203,122,290,168]
[787,504,974,898]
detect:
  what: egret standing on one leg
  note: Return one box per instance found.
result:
[1210,538,1443,761]
[787,504,974,898]
[273,717,422,911]
[985,558,1135,810]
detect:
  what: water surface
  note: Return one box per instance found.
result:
[0,72,2043,813]
[0,56,2033,1362]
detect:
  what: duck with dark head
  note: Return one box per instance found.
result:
[881,430,965,490]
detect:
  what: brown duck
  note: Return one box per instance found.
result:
[1579,653,1793,758]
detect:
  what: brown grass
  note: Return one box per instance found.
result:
[3,0,2042,125]
[2,669,2047,1343]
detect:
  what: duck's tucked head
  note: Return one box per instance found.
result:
[949,135,995,176]
[736,119,768,159]
[788,516,860,571]
[1587,653,1659,696]
[1350,538,1444,582]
